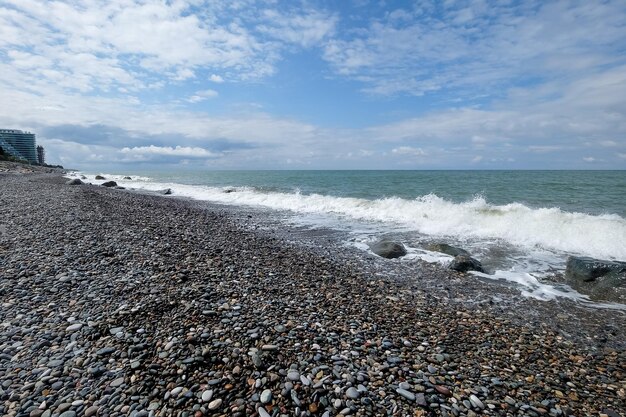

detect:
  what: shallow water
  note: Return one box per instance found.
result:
[68,170,626,308]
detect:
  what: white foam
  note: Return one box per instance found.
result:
[101,179,625,261]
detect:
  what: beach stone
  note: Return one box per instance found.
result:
[260,389,272,404]
[566,256,626,282]
[565,256,626,302]
[258,407,271,417]
[396,388,415,401]
[65,323,83,332]
[95,175,105,179]
[368,240,407,259]
[287,370,300,381]
[469,394,484,409]
[65,178,83,185]
[426,243,470,257]
[110,377,125,387]
[59,412,76,417]
[208,399,222,410]
[201,390,213,402]
[84,406,98,417]
[346,387,359,399]
[101,181,117,187]
[449,255,485,273]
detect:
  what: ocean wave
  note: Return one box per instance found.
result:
[69,173,626,261]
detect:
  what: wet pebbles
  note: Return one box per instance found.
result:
[0,173,624,417]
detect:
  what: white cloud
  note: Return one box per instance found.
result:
[323,1,626,97]
[209,74,224,83]
[582,157,596,162]
[391,146,426,156]
[187,89,219,103]
[121,145,218,158]
[257,8,337,48]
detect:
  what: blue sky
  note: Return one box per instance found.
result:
[0,0,625,170]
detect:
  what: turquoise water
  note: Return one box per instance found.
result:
[136,170,625,217]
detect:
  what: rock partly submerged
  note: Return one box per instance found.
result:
[101,181,118,188]
[565,256,626,303]
[66,178,83,185]
[368,240,407,259]
[426,243,485,273]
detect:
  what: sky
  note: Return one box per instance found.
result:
[0,0,625,170]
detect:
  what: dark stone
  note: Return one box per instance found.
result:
[449,255,485,273]
[123,176,132,180]
[425,243,470,257]
[369,240,407,259]
[602,409,623,417]
[101,181,118,187]
[565,256,626,283]
[162,188,173,195]
[565,256,626,303]
[95,175,105,180]
[66,178,83,185]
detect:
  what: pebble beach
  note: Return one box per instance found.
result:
[1,171,624,417]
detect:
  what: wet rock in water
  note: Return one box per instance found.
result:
[369,240,407,259]
[95,175,106,180]
[565,256,626,282]
[161,188,173,195]
[565,256,626,303]
[426,243,470,257]
[123,176,132,180]
[66,178,83,185]
[449,254,485,273]
[101,181,118,188]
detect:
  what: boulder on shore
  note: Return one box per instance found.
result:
[426,242,485,273]
[565,256,626,303]
[123,176,132,180]
[101,181,118,188]
[449,255,485,273]
[369,240,407,259]
[95,175,106,180]
[66,178,83,185]
[162,188,173,195]
[426,243,470,257]
[565,256,626,282]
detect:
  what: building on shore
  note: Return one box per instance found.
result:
[0,129,38,163]
[37,145,45,165]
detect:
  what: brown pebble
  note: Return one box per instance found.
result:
[434,385,452,396]
[308,403,318,413]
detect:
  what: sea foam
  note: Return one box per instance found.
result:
[86,175,626,261]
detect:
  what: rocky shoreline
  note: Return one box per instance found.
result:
[1,173,624,417]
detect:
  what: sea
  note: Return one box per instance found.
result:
[68,170,626,308]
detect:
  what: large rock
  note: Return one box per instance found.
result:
[565,256,626,303]
[95,175,105,180]
[66,178,83,185]
[565,256,626,282]
[369,240,407,259]
[101,181,118,187]
[426,243,470,257]
[427,243,485,273]
[449,255,485,273]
